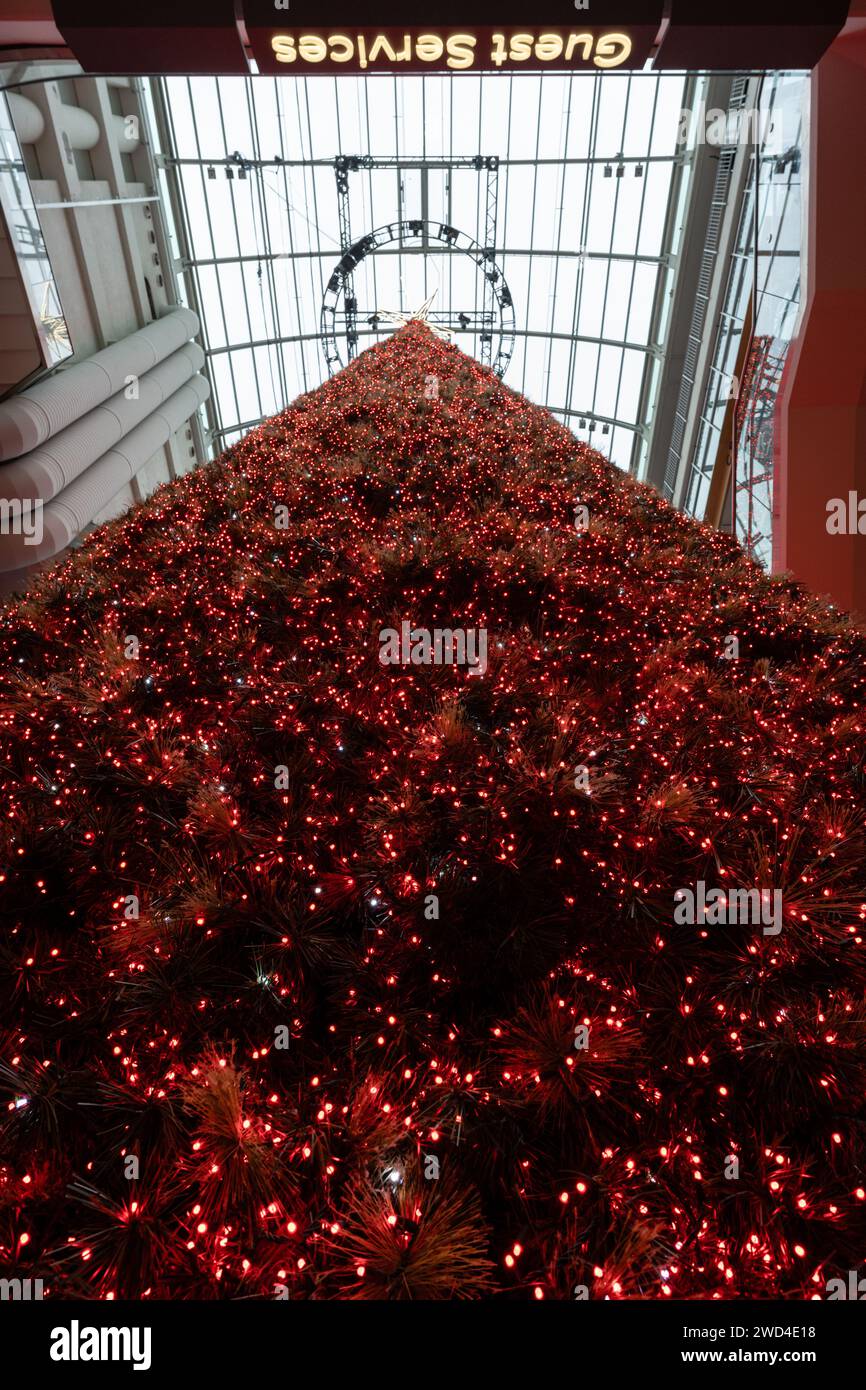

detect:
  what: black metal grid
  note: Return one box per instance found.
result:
[149,70,691,470]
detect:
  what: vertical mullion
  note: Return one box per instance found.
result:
[187,76,242,432]
[248,79,288,415]
[590,75,632,428]
[275,80,310,394]
[520,79,544,396]
[543,74,573,409]
[610,75,660,449]
[563,74,599,422]
[215,78,265,424]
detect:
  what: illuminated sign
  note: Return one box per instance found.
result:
[45,0,851,77]
[259,29,634,75]
[243,0,657,72]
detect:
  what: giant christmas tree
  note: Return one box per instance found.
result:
[1,321,866,1300]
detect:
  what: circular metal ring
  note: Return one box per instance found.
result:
[320,219,515,379]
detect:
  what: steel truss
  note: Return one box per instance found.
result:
[326,155,508,373]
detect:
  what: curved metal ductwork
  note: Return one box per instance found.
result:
[0,374,210,572]
[0,306,201,460]
[62,103,100,152]
[6,92,45,145]
[0,342,204,501]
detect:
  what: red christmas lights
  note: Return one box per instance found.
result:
[1,321,865,1300]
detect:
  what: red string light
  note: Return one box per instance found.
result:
[1,321,865,1299]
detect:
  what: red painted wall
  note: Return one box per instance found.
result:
[774,16,866,615]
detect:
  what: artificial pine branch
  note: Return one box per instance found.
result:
[0,322,865,1298]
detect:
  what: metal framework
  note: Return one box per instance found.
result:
[667,71,807,570]
[327,154,504,370]
[733,332,786,563]
[148,72,694,467]
[321,218,514,376]
[655,75,751,501]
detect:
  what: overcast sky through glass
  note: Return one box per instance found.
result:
[151,70,694,471]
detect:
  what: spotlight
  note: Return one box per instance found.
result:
[774,146,801,176]
[615,164,624,178]
[239,166,247,180]
[579,417,586,428]
[603,164,612,178]
[207,166,216,180]
[226,167,234,179]
[635,163,644,177]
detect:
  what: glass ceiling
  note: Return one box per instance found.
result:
[148,69,698,472]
